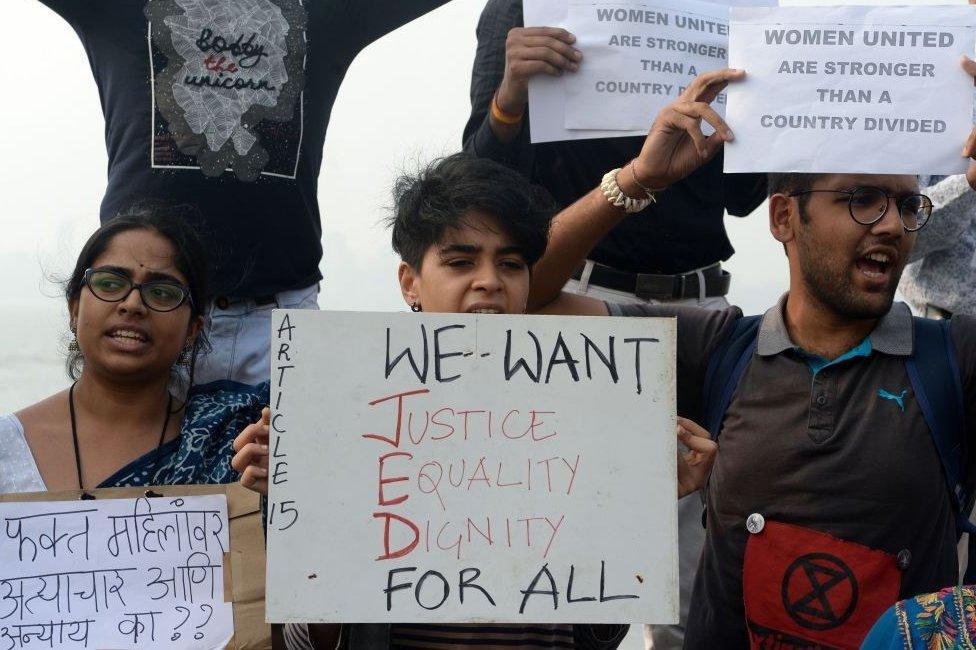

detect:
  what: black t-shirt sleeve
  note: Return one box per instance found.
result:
[461,0,532,168]
[35,0,95,25]
[336,0,451,51]
[606,302,743,421]
[723,171,767,218]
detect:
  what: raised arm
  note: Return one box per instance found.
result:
[338,0,453,51]
[33,0,96,25]
[529,69,744,315]
[462,0,580,167]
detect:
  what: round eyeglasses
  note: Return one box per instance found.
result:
[83,268,192,312]
[788,186,932,232]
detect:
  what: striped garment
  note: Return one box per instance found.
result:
[390,623,575,648]
[282,623,628,649]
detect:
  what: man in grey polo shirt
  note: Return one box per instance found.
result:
[531,68,976,647]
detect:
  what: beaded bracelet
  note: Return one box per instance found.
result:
[601,168,656,213]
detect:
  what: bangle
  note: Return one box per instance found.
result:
[491,91,524,125]
[630,159,663,198]
[601,168,655,214]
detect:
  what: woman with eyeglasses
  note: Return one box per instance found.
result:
[0,203,266,494]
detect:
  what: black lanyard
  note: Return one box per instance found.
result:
[68,382,173,490]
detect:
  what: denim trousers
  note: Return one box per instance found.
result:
[193,284,320,386]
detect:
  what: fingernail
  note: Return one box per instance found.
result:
[574,50,582,60]
[570,63,579,71]
[726,129,735,141]
[568,33,576,43]
[260,445,269,453]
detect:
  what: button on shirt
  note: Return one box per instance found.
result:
[608,297,976,648]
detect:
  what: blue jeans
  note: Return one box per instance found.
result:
[193,284,319,386]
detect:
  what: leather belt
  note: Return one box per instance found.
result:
[572,262,731,301]
[214,295,278,309]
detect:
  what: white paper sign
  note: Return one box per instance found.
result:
[0,495,233,649]
[525,0,775,142]
[564,0,735,131]
[526,0,647,143]
[265,311,678,624]
[724,5,976,174]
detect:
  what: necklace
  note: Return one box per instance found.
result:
[68,382,173,490]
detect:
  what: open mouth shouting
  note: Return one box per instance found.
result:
[105,324,152,351]
[854,247,898,289]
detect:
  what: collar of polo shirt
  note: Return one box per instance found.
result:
[756,294,914,358]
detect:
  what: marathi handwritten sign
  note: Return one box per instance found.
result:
[724,5,976,174]
[265,311,678,624]
[0,494,233,649]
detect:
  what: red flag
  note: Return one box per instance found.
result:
[743,521,901,649]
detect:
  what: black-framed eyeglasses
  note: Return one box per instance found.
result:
[83,267,192,313]
[788,186,933,232]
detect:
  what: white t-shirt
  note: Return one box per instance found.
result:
[0,413,45,493]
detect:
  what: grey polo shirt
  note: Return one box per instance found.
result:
[609,297,976,648]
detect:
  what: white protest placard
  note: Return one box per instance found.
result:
[0,494,233,649]
[525,0,775,142]
[724,5,976,174]
[265,311,678,624]
[525,0,647,143]
[564,0,734,131]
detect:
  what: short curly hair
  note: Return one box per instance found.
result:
[389,153,555,270]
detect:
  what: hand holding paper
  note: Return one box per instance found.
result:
[724,5,976,175]
[632,68,742,190]
[676,417,717,499]
[497,26,582,116]
[232,407,271,495]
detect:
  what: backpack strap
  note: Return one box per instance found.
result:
[905,317,975,579]
[702,315,762,441]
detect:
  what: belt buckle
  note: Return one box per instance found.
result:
[635,274,670,301]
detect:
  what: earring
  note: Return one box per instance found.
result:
[68,326,80,353]
[178,343,193,367]
[410,302,422,313]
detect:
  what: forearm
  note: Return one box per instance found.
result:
[529,67,741,311]
[488,106,525,144]
[463,0,528,157]
[463,109,529,167]
[527,187,627,311]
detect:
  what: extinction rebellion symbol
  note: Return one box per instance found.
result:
[781,553,859,630]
